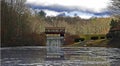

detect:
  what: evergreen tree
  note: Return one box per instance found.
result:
[38,10,46,17]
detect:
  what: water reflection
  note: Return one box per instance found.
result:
[46,42,64,60]
[1,47,120,66]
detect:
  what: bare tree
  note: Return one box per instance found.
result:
[109,0,120,18]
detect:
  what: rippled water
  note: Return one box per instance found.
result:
[1,47,120,66]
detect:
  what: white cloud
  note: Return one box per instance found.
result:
[43,10,61,16]
[26,0,111,19]
[26,0,110,12]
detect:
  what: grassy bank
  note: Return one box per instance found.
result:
[65,39,120,48]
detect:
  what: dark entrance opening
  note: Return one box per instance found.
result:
[74,38,85,42]
[91,36,98,40]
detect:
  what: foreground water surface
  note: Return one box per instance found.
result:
[1,47,120,66]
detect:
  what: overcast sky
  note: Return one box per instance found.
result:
[26,0,111,19]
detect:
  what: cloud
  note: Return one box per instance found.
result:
[59,11,110,19]
[26,0,110,12]
[26,0,111,19]
[30,9,110,19]
[29,8,63,16]
[42,9,61,16]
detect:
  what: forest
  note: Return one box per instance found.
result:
[1,0,120,47]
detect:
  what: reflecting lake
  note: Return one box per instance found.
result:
[1,46,120,66]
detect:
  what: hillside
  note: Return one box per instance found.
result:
[28,15,112,35]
